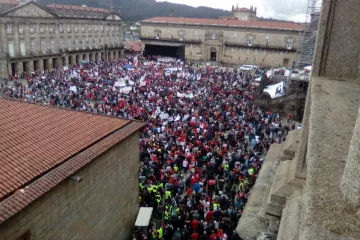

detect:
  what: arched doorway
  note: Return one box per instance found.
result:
[82,54,86,60]
[76,55,80,63]
[62,57,66,66]
[210,47,217,62]
[118,50,122,58]
[101,52,105,61]
[113,51,116,60]
[108,52,111,60]
[89,53,93,62]
[95,53,99,61]
[68,56,72,66]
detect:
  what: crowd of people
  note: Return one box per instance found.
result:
[0,54,296,240]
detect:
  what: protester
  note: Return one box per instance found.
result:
[0,54,293,240]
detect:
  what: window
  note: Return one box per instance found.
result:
[247,48,250,54]
[280,51,284,55]
[243,17,248,21]
[59,38,64,49]
[179,32,184,41]
[6,23,12,34]
[88,25,92,32]
[248,38,253,46]
[95,25,98,32]
[67,37,71,49]
[50,24,54,33]
[18,23,24,33]
[263,50,267,55]
[59,23,63,32]
[41,38,45,50]
[255,49,258,55]
[234,33,237,38]
[231,48,234,53]
[40,24,45,33]
[31,39,35,51]
[82,39,86,49]
[155,32,160,39]
[100,25,104,32]
[8,40,14,57]
[50,38,54,49]
[75,39,78,49]
[82,27,85,33]
[29,23,35,33]
[20,39,25,56]
[67,24,71,33]
[266,34,270,40]
[106,26,109,32]
[194,30,197,35]
[74,25,78,32]
[211,33,216,40]
[287,40,293,50]
[89,39,91,48]
[111,25,114,31]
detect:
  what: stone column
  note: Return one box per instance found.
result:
[38,59,44,71]
[26,61,34,73]
[0,60,8,78]
[47,58,53,70]
[15,61,23,74]
[7,63,12,75]
[341,107,360,206]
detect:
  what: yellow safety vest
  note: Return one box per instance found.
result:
[157,228,163,238]
[166,191,171,199]
[213,203,219,210]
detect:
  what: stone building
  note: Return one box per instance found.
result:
[140,7,303,67]
[0,1,123,78]
[0,98,144,240]
[236,0,360,239]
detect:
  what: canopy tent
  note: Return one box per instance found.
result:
[135,207,153,227]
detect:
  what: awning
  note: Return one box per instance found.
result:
[135,207,153,227]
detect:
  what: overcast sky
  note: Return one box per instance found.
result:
[156,0,308,22]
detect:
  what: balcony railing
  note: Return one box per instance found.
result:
[6,29,12,34]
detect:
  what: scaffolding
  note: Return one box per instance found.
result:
[299,0,322,67]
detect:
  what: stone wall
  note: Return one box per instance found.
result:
[141,23,300,66]
[0,132,140,240]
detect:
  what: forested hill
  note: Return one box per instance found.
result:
[40,0,232,21]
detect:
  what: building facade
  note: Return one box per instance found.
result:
[0,1,124,78]
[0,98,144,240]
[141,7,303,67]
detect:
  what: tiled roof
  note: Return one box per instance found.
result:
[47,4,110,13]
[124,41,142,52]
[142,17,303,31]
[234,7,251,12]
[0,99,144,219]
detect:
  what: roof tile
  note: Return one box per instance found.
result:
[0,99,132,200]
[142,17,303,31]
